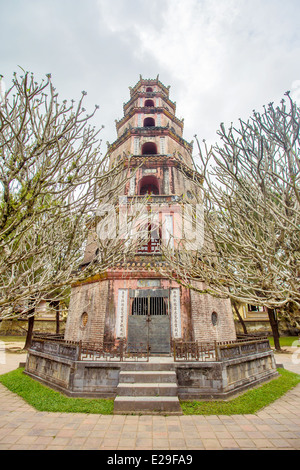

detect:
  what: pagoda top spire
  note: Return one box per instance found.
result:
[129,75,170,99]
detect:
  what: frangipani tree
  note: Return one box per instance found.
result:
[161,92,300,350]
[0,70,137,334]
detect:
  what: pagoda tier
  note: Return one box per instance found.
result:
[115,106,184,138]
[108,77,193,169]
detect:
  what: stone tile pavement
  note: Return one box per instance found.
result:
[0,348,300,450]
[0,381,300,450]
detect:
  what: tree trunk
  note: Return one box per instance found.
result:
[232,301,248,335]
[50,300,60,334]
[55,301,60,334]
[267,307,281,351]
[24,313,35,350]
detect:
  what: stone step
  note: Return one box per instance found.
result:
[113,396,183,414]
[119,362,175,371]
[117,383,178,396]
[119,370,177,384]
[114,363,182,414]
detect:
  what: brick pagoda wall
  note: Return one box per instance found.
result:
[64,280,109,345]
[190,281,236,343]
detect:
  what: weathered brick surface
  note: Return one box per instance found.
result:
[65,277,236,346]
[64,281,109,345]
[190,281,236,343]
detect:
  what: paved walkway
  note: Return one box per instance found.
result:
[0,346,300,450]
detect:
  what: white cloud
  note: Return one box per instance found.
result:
[96,0,167,33]
[97,0,300,145]
[1,0,299,150]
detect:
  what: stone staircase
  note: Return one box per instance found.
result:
[113,362,182,415]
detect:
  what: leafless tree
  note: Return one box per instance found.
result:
[161,93,300,350]
[0,70,141,338]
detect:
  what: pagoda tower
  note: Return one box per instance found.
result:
[64,76,236,353]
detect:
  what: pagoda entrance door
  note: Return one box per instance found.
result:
[128,289,171,354]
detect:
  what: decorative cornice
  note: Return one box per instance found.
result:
[71,262,169,286]
[123,91,176,115]
[108,127,193,154]
[115,106,184,133]
[124,156,203,184]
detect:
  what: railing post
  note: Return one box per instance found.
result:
[120,340,124,362]
[78,340,82,361]
[215,341,220,361]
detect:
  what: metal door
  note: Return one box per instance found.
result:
[148,315,171,353]
[127,291,171,354]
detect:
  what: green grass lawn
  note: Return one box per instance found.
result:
[268,336,300,348]
[0,367,299,416]
[181,368,300,415]
[0,368,114,414]
[0,336,26,343]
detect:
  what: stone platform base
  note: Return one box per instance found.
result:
[24,348,278,411]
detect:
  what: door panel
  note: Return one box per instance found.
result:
[127,315,171,354]
[149,316,170,353]
[127,316,148,348]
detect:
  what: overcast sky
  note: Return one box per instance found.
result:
[1,0,300,154]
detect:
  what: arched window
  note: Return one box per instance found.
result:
[211,312,218,326]
[146,87,153,92]
[143,117,155,127]
[139,175,159,195]
[145,99,154,107]
[142,142,157,155]
[80,312,88,330]
[137,223,161,254]
[140,183,159,195]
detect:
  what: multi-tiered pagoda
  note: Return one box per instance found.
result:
[64,76,236,353]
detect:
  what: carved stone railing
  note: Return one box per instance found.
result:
[30,336,81,361]
[173,341,216,362]
[31,334,271,363]
[217,338,271,361]
[173,337,271,362]
[80,340,149,362]
[30,335,150,362]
